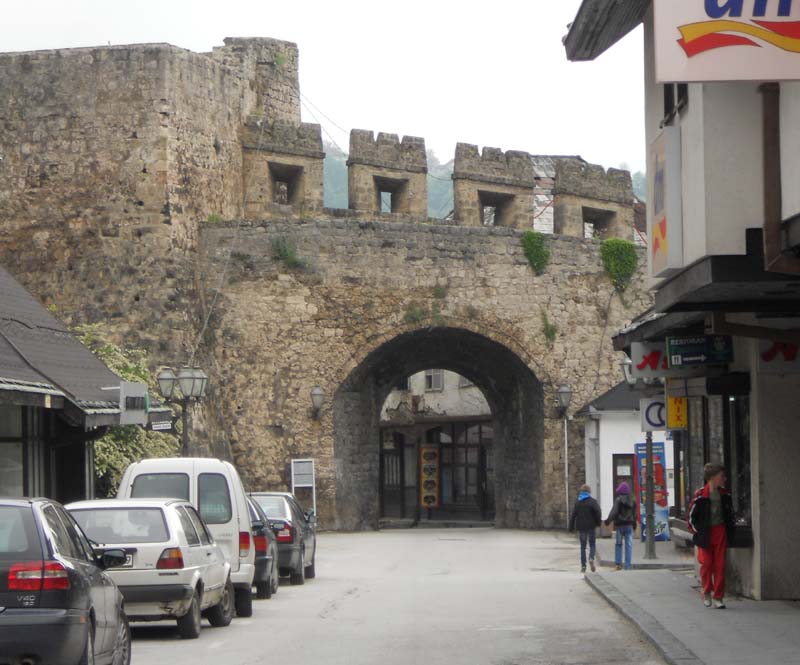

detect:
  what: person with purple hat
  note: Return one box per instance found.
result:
[605,481,636,570]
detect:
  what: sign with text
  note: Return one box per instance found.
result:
[420,446,440,509]
[655,0,800,82]
[635,442,671,542]
[650,126,684,278]
[758,339,800,373]
[631,342,709,379]
[667,395,689,429]
[667,335,733,367]
[641,398,667,432]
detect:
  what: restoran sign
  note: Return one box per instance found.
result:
[655,0,800,82]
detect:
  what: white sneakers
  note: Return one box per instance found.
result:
[703,593,726,609]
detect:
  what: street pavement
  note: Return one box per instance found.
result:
[131,529,665,665]
[588,568,800,665]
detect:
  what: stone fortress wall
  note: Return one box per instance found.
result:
[0,36,649,529]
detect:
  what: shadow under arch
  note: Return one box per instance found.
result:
[332,326,544,530]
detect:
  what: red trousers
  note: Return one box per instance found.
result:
[698,524,728,599]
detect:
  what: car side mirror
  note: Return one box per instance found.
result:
[100,549,127,570]
[306,511,317,525]
[252,520,264,530]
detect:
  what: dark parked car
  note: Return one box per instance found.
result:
[0,498,131,665]
[246,497,279,599]
[250,492,316,585]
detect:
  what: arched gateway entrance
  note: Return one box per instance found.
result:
[332,327,544,531]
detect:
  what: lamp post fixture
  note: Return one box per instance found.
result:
[556,384,573,530]
[620,355,657,561]
[157,366,209,457]
[310,386,325,420]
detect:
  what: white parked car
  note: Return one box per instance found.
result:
[117,458,256,617]
[67,498,234,639]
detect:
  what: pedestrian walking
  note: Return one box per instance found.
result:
[569,484,602,573]
[605,482,635,570]
[688,463,735,609]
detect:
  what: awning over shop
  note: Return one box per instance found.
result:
[564,0,650,62]
[612,310,707,351]
[0,265,150,429]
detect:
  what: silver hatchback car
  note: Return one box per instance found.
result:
[67,498,234,639]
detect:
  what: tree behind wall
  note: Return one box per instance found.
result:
[75,324,179,497]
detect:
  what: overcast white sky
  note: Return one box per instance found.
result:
[1,0,646,171]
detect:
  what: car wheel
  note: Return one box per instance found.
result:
[234,585,253,618]
[270,557,280,596]
[176,592,202,639]
[305,553,316,579]
[111,612,131,665]
[290,549,305,586]
[207,577,235,627]
[78,621,95,665]
[256,579,271,600]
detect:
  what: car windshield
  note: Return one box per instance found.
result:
[252,495,288,519]
[131,473,190,500]
[70,508,170,544]
[0,505,40,559]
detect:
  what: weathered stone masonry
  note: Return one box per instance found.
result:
[0,36,652,529]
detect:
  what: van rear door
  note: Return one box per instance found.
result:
[0,504,45,609]
[197,471,239,573]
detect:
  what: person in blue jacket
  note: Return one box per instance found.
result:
[569,484,602,573]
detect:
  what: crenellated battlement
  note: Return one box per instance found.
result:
[553,158,633,206]
[241,118,324,158]
[347,130,428,174]
[453,143,536,189]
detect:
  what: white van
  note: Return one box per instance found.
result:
[117,458,256,617]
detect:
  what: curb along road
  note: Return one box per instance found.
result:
[584,574,705,665]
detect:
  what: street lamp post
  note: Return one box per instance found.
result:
[157,366,209,457]
[556,384,573,530]
[620,356,657,560]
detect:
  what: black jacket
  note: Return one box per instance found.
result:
[605,494,636,527]
[688,485,735,549]
[569,496,602,532]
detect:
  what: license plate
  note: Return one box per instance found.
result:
[120,554,134,568]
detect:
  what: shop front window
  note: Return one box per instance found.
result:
[724,395,751,526]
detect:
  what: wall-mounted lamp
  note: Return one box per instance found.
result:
[621,356,636,387]
[556,383,572,417]
[310,386,325,420]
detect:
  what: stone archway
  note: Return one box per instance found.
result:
[332,326,544,530]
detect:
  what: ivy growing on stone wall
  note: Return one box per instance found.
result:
[271,236,307,271]
[541,309,558,347]
[521,231,550,275]
[600,238,639,292]
[75,325,179,497]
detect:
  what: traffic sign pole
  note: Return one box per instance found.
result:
[645,430,657,560]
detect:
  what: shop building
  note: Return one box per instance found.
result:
[566,0,800,599]
[380,370,494,524]
[0,265,156,504]
[578,382,672,518]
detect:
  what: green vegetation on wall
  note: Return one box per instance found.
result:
[541,309,558,347]
[75,325,179,497]
[522,231,550,275]
[600,238,639,292]
[271,236,307,270]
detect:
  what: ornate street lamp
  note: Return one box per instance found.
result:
[157,366,208,456]
[310,386,325,420]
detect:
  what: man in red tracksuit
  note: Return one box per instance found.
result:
[688,463,736,609]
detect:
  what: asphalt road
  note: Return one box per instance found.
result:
[131,529,665,665]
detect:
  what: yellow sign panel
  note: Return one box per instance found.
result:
[667,396,688,430]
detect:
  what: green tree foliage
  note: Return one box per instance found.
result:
[600,238,639,292]
[521,231,550,275]
[632,171,647,201]
[75,325,179,497]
